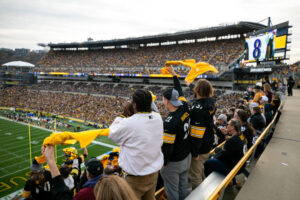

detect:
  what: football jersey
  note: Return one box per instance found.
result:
[23,170,52,200]
[162,76,191,165]
[162,101,190,165]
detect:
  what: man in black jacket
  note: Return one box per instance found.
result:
[288,76,295,96]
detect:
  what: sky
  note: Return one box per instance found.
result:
[0,0,299,63]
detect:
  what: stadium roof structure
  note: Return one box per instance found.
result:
[1,61,35,68]
[44,21,266,49]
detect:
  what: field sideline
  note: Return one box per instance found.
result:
[0,117,116,198]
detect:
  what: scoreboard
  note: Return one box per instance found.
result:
[244,21,291,63]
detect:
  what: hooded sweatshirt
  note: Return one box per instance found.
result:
[74,174,103,200]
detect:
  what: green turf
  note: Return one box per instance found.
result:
[0,117,116,198]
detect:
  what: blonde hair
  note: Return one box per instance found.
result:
[193,79,214,98]
[94,175,138,200]
[228,118,241,134]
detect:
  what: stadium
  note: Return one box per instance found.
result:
[0,15,299,200]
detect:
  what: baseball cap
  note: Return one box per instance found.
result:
[217,114,227,123]
[256,82,262,87]
[250,102,259,111]
[31,159,42,172]
[85,158,103,177]
[163,88,183,107]
[261,96,269,102]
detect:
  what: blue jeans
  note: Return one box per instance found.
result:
[204,158,231,177]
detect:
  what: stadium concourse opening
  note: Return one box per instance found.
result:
[0,19,298,200]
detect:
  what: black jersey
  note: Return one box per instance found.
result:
[190,97,216,156]
[23,170,52,200]
[215,134,247,169]
[162,76,190,165]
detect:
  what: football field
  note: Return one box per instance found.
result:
[0,117,116,198]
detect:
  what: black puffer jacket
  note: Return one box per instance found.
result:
[190,97,216,156]
[264,103,274,126]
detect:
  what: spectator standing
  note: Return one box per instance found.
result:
[108,89,164,200]
[160,66,191,200]
[185,79,216,189]
[287,76,295,96]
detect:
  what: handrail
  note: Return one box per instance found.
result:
[208,102,283,200]
[154,187,165,197]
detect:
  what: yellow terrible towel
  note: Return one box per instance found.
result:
[36,129,110,164]
[162,59,218,83]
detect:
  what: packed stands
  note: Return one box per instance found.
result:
[34,39,244,74]
[0,82,230,125]
[0,86,126,125]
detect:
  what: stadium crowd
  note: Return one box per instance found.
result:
[0,81,259,127]
[2,68,282,200]
[0,87,127,125]
[33,39,244,74]
[1,81,227,125]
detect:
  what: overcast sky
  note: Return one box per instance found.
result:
[0,0,299,63]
